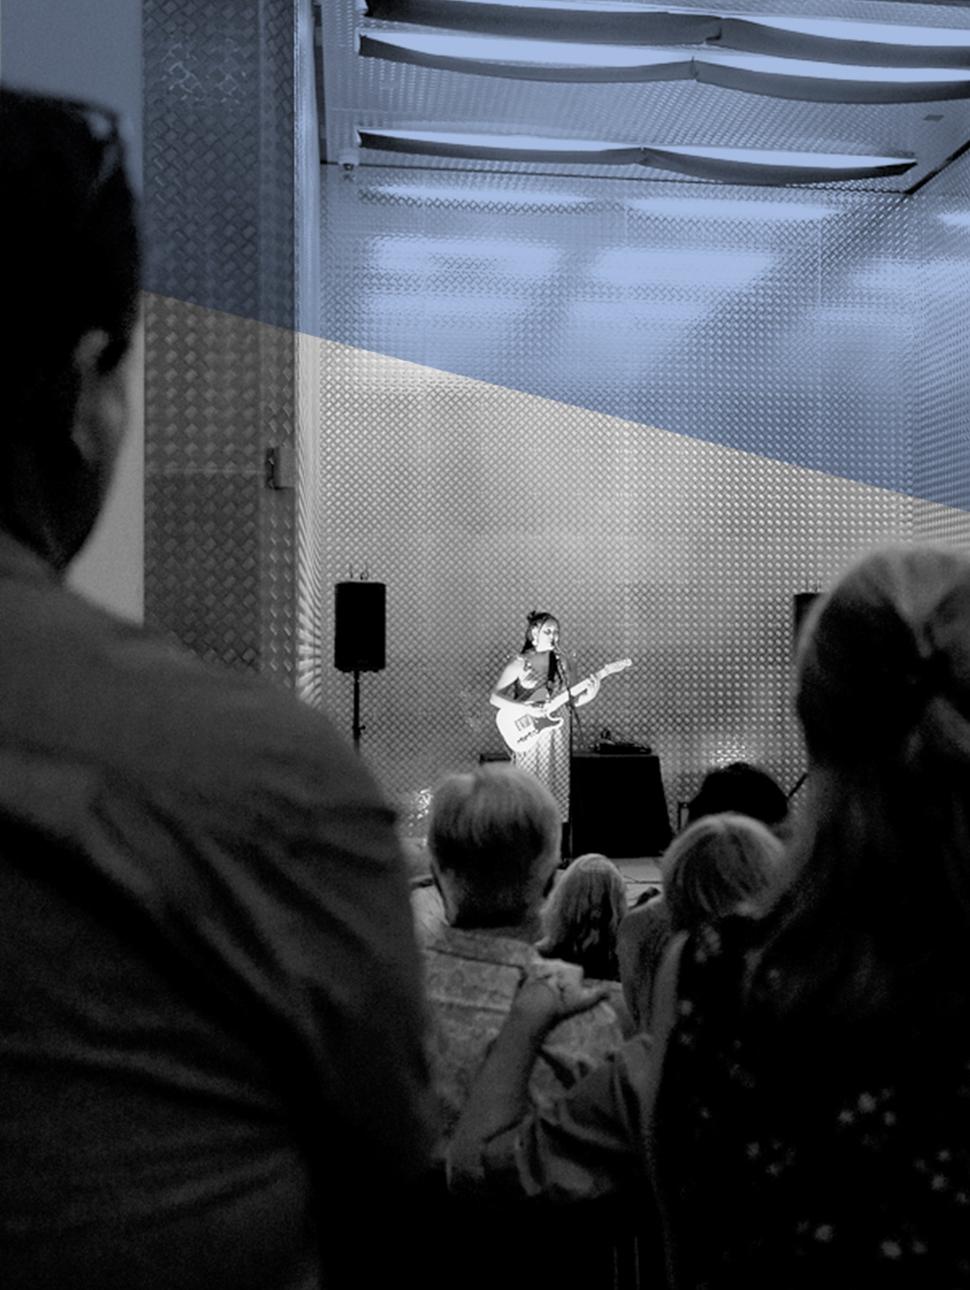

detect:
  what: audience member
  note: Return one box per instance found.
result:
[449,544,970,1290]
[0,89,432,1289]
[539,853,628,982]
[424,767,622,1153]
[540,852,634,1035]
[687,759,789,832]
[423,764,629,1288]
[618,814,783,1030]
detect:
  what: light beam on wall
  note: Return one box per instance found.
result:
[626,195,838,222]
[362,181,600,210]
[589,246,771,290]
[367,233,562,278]
[939,211,970,228]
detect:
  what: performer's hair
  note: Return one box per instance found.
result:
[428,764,560,928]
[520,610,563,690]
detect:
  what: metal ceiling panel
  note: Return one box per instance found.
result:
[319,0,970,192]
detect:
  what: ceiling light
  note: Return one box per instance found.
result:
[639,144,914,184]
[358,129,916,185]
[700,49,970,105]
[360,29,970,103]
[358,128,644,165]
[359,30,690,81]
[725,15,970,68]
[365,1,715,45]
[366,2,970,69]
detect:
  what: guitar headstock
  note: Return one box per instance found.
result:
[600,658,633,677]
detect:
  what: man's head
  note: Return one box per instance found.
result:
[2,88,141,567]
[687,760,788,833]
[427,764,560,930]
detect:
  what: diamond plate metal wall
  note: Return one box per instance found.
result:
[307,168,921,839]
[143,0,299,681]
[912,148,970,548]
[294,0,326,709]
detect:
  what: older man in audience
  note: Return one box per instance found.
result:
[420,763,630,1288]
[424,763,623,1152]
[0,88,432,1289]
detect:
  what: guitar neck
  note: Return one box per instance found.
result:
[546,670,601,715]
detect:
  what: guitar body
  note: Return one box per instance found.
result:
[495,705,564,752]
[494,657,633,755]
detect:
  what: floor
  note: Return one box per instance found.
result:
[614,855,663,905]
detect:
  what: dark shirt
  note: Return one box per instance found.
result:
[471,915,970,1288]
[617,896,674,1030]
[653,918,970,1289]
[0,533,433,1288]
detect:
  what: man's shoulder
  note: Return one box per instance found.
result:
[0,574,383,813]
[423,931,541,1056]
[425,926,534,965]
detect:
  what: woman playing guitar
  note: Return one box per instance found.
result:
[490,611,600,857]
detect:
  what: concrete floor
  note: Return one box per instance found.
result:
[614,855,663,905]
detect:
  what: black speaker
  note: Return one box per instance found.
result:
[793,592,820,649]
[334,581,386,673]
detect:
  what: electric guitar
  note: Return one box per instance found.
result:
[495,658,633,753]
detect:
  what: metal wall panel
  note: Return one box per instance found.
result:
[913,148,970,546]
[140,3,970,836]
[143,0,298,681]
[306,168,927,839]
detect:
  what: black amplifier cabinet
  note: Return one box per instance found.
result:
[571,753,672,859]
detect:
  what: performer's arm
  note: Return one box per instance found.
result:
[490,657,544,715]
[573,673,601,707]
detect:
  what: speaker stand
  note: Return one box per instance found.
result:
[352,668,364,752]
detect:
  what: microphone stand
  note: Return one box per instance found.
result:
[787,770,808,801]
[558,649,580,863]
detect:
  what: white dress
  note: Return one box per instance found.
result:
[508,651,570,822]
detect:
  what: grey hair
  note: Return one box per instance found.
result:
[428,763,560,928]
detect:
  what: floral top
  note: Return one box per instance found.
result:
[424,925,623,1162]
[653,916,970,1289]
[465,915,970,1288]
